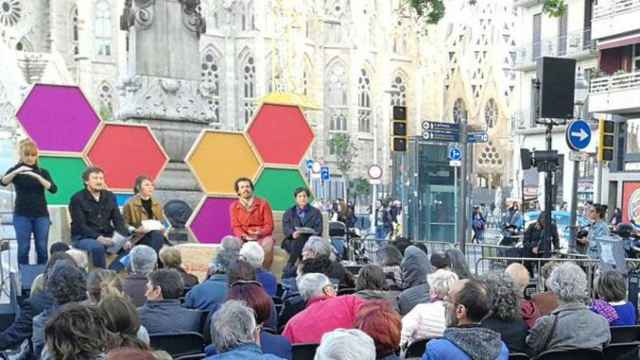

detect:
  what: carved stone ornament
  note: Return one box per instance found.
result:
[121,0,155,31]
[180,0,206,35]
[117,75,214,124]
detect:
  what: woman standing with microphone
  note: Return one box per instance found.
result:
[1,139,57,265]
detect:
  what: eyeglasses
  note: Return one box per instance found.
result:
[230,280,263,288]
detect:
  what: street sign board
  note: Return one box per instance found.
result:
[565,119,592,151]
[449,160,462,167]
[311,161,321,174]
[320,166,330,181]
[368,165,383,180]
[422,130,460,142]
[305,159,314,171]
[569,151,591,162]
[448,146,462,161]
[467,132,488,143]
[422,121,460,132]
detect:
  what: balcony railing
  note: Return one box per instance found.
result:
[594,0,640,19]
[590,71,640,94]
[514,29,595,67]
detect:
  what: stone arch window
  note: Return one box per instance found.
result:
[15,36,32,52]
[453,98,467,123]
[71,5,79,55]
[357,68,372,133]
[201,47,221,124]
[477,141,502,167]
[325,60,348,132]
[391,72,407,106]
[97,81,113,114]
[238,0,255,31]
[95,0,112,56]
[392,19,409,54]
[0,0,22,27]
[485,98,498,129]
[239,53,256,125]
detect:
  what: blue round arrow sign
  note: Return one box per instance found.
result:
[565,120,592,151]
[448,147,462,161]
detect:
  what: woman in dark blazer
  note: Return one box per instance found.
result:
[281,187,322,278]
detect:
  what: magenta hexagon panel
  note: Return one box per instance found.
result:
[189,197,235,244]
[16,84,102,153]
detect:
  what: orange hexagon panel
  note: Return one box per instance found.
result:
[85,123,169,192]
[185,130,262,196]
[246,103,314,166]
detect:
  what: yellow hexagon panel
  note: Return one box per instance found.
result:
[185,130,262,196]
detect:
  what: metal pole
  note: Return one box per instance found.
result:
[543,123,554,257]
[595,161,603,203]
[454,166,458,244]
[458,121,468,252]
[569,158,579,252]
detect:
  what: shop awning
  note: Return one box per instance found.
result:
[598,33,640,50]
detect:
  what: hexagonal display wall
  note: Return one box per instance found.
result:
[187,196,235,244]
[254,167,309,212]
[38,155,88,206]
[86,123,169,192]
[16,84,101,153]
[185,131,262,196]
[247,103,314,166]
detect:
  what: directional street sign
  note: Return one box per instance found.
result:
[422,130,460,142]
[320,166,330,181]
[449,160,462,167]
[448,146,462,161]
[305,159,314,171]
[422,121,460,132]
[565,119,592,151]
[467,132,488,143]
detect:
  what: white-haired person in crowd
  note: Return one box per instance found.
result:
[282,273,364,344]
[159,246,199,289]
[314,329,376,360]
[526,262,610,357]
[185,235,241,311]
[296,236,354,290]
[66,248,89,271]
[240,241,277,296]
[206,300,285,360]
[122,244,157,307]
[401,269,458,347]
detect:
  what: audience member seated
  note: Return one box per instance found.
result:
[480,272,528,354]
[398,245,432,315]
[33,261,87,358]
[391,237,414,257]
[206,300,285,359]
[505,263,540,328]
[422,279,508,360]
[354,264,399,309]
[67,248,89,271]
[297,236,354,289]
[240,241,277,296]
[282,273,365,344]
[185,235,240,310]
[401,269,458,347]
[430,252,450,272]
[206,282,291,359]
[29,242,70,296]
[43,303,114,360]
[444,249,472,280]
[98,294,150,347]
[0,252,71,352]
[314,329,376,360]
[124,245,158,307]
[526,262,610,357]
[138,269,203,334]
[159,247,199,289]
[355,300,402,360]
[86,269,123,304]
[531,261,559,316]
[107,347,156,360]
[592,270,637,326]
[376,246,403,290]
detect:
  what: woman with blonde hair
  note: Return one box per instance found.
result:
[1,139,57,265]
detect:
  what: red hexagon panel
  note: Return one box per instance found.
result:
[85,123,169,192]
[16,84,102,153]
[246,103,314,166]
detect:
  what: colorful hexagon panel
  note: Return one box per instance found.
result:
[86,123,169,192]
[186,131,262,196]
[16,84,102,153]
[254,168,309,212]
[38,155,88,206]
[247,104,314,166]
[187,196,235,244]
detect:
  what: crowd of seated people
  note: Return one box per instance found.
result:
[5,232,640,360]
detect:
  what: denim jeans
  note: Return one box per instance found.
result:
[13,215,50,265]
[72,237,107,268]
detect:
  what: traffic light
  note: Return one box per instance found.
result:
[392,106,407,152]
[598,119,615,162]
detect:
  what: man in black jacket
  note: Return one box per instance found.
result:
[281,187,323,276]
[69,167,128,268]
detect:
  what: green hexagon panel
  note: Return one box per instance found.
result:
[38,155,88,206]
[254,168,310,212]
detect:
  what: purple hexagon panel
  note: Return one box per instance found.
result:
[16,84,102,153]
[188,197,235,244]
